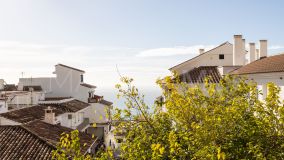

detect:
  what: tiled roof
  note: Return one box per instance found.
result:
[2,84,17,91]
[24,120,94,153]
[179,66,222,83]
[23,85,43,91]
[0,120,95,159]
[100,99,113,106]
[56,63,85,73]
[44,97,72,101]
[0,105,64,124]
[0,125,54,160]
[48,99,89,112]
[231,53,284,75]
[80,83,97,88]
[0,100,89,124]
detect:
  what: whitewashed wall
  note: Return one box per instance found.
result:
[0,101,7,113]
[171,43,234,74]
[246,72,284,101]
[18,65,93,103]
[104,127,123,150]
[82,103,110,124]
[8,92,45,105]
[60,112,84,129]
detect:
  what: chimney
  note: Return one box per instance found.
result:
[199,49,205,54]
[44,106,56,124]
[242,38,246,58]
[259,40,267,59]
[249,43,256,63]
[255,49,260,60]
[233,35,245,66]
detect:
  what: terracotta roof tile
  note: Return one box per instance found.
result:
[0,125,54,160]
[0,120,96,159]
[100,99,113,106]
[23,85,43,91]
[231,53,284,75]
[0,100,89,124]
[2,84,17,91]
[180,66,222,83]
[44,97,72,101]
[24,120,94,153]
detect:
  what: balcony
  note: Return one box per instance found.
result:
[88,95,103,103]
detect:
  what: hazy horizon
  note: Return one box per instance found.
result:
[2,0,284,107]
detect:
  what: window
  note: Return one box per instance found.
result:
[219,54,224,59]
[68,114,72,119]
[80,75,84,82]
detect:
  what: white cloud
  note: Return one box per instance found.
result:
[269,45,284,50]
[136,45,215,57]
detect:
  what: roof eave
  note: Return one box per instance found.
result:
[169,41,232,71]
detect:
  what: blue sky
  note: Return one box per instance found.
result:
[1,0,284,107]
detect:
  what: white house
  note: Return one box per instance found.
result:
[170,35,268,81]
[104,120,125,157]
[18,64,96,103]
[231,53,284,101]
[0,80,45,112]
[0,98,7,114]
[0,98,90,128]
[169,35,268,84]
[38,97,90,130]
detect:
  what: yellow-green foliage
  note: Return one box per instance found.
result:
[52,130,92,160]
[54,75,284,159]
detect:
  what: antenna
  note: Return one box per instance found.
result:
[21,72,24,78]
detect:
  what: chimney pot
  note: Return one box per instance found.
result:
[259,40,268,59]
[249,43,256,63]
[44,106,56,124]
[234,35,242,38]
[233,35,246,66]
[255,49,260,60]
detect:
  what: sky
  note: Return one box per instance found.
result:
[1,0,284,107]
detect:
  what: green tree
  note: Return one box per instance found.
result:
[54,75,284,159]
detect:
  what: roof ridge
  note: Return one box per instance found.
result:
[231,53,284,75]
[56,63,85,73]
[169,41,232,70]
[20,124,57,149]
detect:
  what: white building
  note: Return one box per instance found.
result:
[0,98,7,114]
[104,120,125,157]
[0,98,89,127]
[231,53,284,101]
[169,35,267,84]
[163,35,275,104]
[18,64,96,103]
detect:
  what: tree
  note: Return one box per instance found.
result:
[52,130,93,160]
[53,75,284,159]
